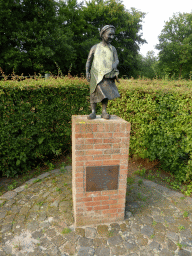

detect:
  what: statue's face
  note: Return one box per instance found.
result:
[102,28,115,44]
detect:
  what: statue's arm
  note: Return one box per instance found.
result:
[86,45,96,82]
[112,47,119,70]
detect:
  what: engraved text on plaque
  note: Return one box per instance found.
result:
[86,165,119,192]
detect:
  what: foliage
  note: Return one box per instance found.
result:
[108,78,192,182]
[1,77,192,182]
[156,12,192,79]
[0,76,89,177]
[80,0,146,77]
[0,0,146,77]
[137,51,157,79]
[0,0,75,75]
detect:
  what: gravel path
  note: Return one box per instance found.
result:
[0,166,192,255]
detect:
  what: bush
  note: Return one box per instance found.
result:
[1,77,192,182]
[108,78,192,182]
[0,76,89,177]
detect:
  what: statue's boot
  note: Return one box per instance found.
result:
[87,103,97,119]
[101,98,110,119]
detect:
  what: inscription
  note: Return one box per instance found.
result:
[86,165,119,192]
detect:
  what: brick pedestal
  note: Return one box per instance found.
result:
[72,115,131,227]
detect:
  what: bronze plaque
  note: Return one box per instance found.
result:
[86,165,119,192]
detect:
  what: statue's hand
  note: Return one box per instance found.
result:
[86,72,91,82]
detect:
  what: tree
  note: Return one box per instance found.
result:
[0,0,74,75]
[137,51,157,79]
[156,12,192,79]
[80,0,146,78]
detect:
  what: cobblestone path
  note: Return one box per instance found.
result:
[1,166,192,255]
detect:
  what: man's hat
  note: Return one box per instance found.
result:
[100,25,115,37]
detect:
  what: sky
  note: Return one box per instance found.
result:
[123,0,192,57]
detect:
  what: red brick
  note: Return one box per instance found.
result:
[101,199,117,205]
[76,202,86,208]
[75,133,94,139]
[93,205,109,210]
[112,154,128,160]
[119,169,128,175]
[85,160,103,166]
[112,143,121,148]
[113,132,128,137]
[93,196,109,201]
[76,177,84,183]
[75,173,83,178]
[94,144,112,149]
[121,122,131,132]
[102,208,117,214]
[85,150,103,156]
[117,208,125,213]
[103,160,120,165]
[94,155,111,160]
[76,144,93,150]
[85,201,100,207]
[109,204,124,209]
[86,191,102,197]
[103,138,121,144]
[120,148,129,154]
[75,138,85,145]
[110,194,124,200]
[75,161,84,167]
[76,155,94,161]
[102,190,118,195]
[94,133,113,138]
[85,138,103,144]
[86,206,93,211]
[76,197,92,202]
[75,150,84,156]
[121,159,128,165]
[104,149,120,154]
[97,124,111,132]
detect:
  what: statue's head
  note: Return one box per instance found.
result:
[100,25,115,44]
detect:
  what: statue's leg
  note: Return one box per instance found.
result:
[101,98,110,119]
[87,103,97,119]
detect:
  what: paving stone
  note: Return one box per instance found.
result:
[1,167,192,256]
[148,241,162,251]
[111,245,127,255]
[95,246,110,256]
[0,212,6,219]
[178,250,191,256]
[76,228,85,237]
[141,225,154,237]
[37,172,50,179]
[1,191,17,200]
[77,247,95,256]
[107,235,123,246]
[60,241,76,255]
[124,242,138,251]
[167,239,177,251]
[14,185,25,193]
[167,231,179,242]
[78,237,93,247]
[1,224,12,233]
[85,227,97,239]
[159,248,174,255]
[52,235,66,247]
[97,225,109,237]
[93,238,107,247]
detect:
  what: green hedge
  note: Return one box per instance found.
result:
[0,77,90,177]
[1,77,192,182]
[108,79,192,182]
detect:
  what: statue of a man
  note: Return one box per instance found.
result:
[86,25,120,120]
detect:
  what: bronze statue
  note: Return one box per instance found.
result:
[86,25,120,120]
